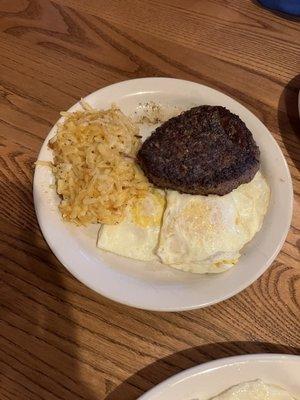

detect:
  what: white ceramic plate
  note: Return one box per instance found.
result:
[139,354,300,400]
[33,78,293,311]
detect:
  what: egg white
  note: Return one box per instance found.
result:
[157,172,270,273]
[210,380,296,400]
[97,189,165,261]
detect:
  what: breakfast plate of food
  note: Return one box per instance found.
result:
[138,354,300,400]
[34,77,293,311]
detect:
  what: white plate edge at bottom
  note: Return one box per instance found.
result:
[138,354,300,399]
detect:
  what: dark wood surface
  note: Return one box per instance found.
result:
[1,1,299,399]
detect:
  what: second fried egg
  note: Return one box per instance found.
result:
[97,189,165,261]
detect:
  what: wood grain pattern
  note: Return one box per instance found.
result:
[0,0,299,399]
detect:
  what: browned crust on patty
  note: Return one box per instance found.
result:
[137,106,260,195]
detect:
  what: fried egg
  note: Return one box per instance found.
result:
[97,189,165,261]
[210,380,296,400]
[157,172,270,273]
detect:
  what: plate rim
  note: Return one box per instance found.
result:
[33,77,293,311]
[138,353,300,399]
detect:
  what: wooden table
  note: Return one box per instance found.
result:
[1,1,299,399]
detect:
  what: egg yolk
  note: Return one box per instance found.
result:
[131,190,165,228]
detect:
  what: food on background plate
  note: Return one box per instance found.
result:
[137,106,260,195]
[208,380,297,400]
[46,101,270,274]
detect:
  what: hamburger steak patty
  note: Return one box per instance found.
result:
[137,106,260,195]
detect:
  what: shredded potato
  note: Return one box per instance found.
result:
[49,103,149,225]
[35,161,53,167]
